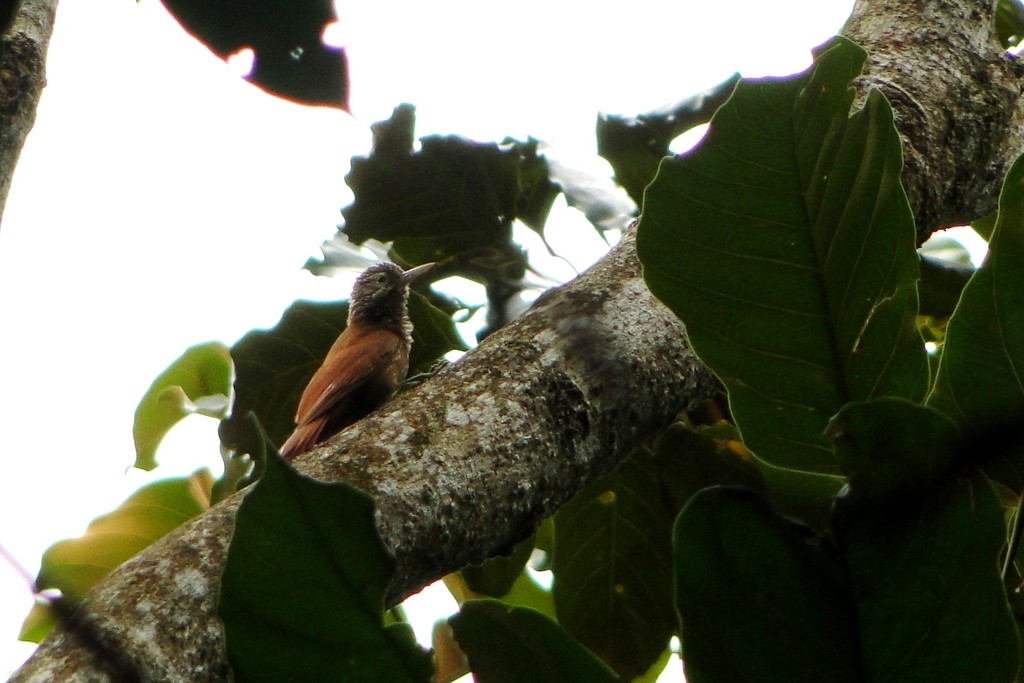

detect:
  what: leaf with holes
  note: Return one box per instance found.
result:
[160,0,348,107]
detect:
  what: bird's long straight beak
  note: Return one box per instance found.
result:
[401,262,435,284]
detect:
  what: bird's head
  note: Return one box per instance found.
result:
[348,262,434,325]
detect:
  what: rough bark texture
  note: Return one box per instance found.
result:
[11,230,719,682]
[844,0,1024,239]
[12,0,1024,680]
[0,0,57,225]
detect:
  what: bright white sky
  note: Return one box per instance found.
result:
[0,0,854,674]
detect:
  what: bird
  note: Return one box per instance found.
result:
[279,261,434,459]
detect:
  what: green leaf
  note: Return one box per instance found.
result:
[929,153,1024,436]
[132,342,232,470]
[638,36,927,475]
[917,255,975,319]
[972,212,996,242]
[657,420,842,529]
[227,292,463,450]
[827,398,959,504]
[445,568,556,621]
[21,472,212,642]
[229,300,349,448]
[448,600,618,683]
[407,292,470,367]
[218,429,432,682]
[508,137,561,233]
[553,448,676,679]
[597,74,740,205]
[837,474,1018,682]
[460,536,535,598]
[996,0,1024,48]
[160,0,348,108]
[653,422,766,513]
[673,487,860,683]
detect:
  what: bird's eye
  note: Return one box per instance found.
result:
[376,274,387,284]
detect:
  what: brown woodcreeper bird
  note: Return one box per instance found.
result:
[279,261,434,459]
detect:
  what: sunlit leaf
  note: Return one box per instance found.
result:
[20,471,213,642]
[219,430,432,682]
[133,341,232,470]
[996,0,1024,48]
[432,620,470,683]
[638,36,927,475]
[444,569,555,621]
[449,600,617,683]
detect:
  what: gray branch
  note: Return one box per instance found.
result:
[0,0,57,227]
[844,0,1024,237]
[12,230,717,681]
[12,0,1024,679]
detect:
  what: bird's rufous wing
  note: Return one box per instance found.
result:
[293,327,404,426]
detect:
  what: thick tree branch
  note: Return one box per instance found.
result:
[843,0,1024,238]
[0,0,57,226]
[12,0,1024,679]
[12,230,719,681]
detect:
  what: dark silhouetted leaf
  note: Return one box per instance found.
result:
[509,137,560,233]
[597,74,739,205]
[553,448,676,678]
[638,37,927,475]
[449,600,617,683]
[674,487,859,683]
[160,0,348,108]
[341,105,534,276]
[133,342,232,470]
[229,300,350,448]
[219,432,431,682]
